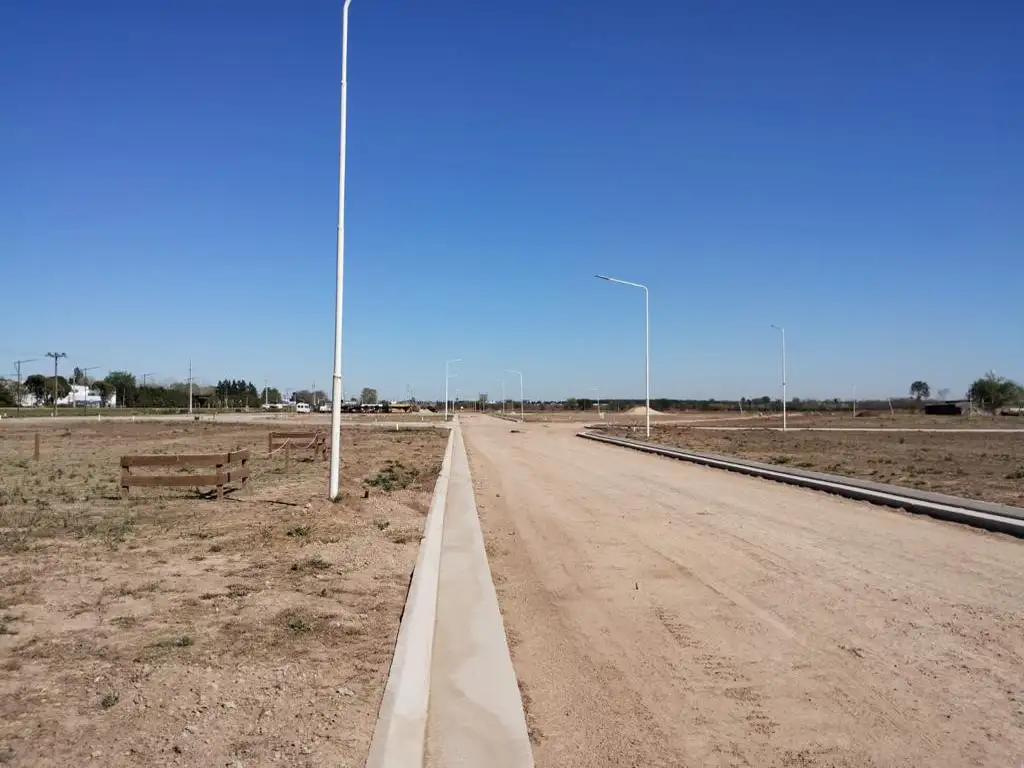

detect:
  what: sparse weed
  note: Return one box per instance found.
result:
[154,634,194,649]
[100,692,120,709]
[364,460,420,492]
[291,555,330,572]
[286,525,312,537]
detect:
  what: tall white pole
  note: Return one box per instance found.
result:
[593,387,601,417]
[188,359,193,416]
[506,370,524,421]
[771,324,787,432]
[595,275,650,439]
[329,0,353,501]
[643,284,650,439]
[444,359,461,422]
[501,379,506,415]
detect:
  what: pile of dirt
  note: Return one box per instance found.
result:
[626,406,663,416]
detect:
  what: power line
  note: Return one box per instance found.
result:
[44,352,67,416]
[13,358,37,411]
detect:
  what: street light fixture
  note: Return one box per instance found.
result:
[444,359,462,422]
[770,324,787,432]
[592,386,601,418]
[595,275,650,439]
[329,0,354,502]
[505,369,524,421]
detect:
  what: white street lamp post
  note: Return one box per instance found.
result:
[770,324,787,432]
[444,359,462,422]
[593,386,601,417]
[506,369,524,421]
[329,0,354,501]
[596,275,650,439]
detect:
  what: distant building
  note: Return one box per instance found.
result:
[53,385,117,408]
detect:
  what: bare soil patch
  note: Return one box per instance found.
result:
[0,421,446,767]
[600,424,1024,506]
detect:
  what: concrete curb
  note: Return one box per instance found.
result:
[578,430,1024,537]
[366,427,456,768]
[426,425,534,767]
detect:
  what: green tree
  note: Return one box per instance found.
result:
[967,372,1022,413]
[260,386,282,405]
[909,381,931,400]
[92,380,114,407]
[105,371,137,408]
[360,387,378,405]
[0,381,14,408]
[23,374,49,405]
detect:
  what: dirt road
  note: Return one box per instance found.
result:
[463,416,1024,767]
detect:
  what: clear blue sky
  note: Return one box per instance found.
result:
[2,1,1021,401]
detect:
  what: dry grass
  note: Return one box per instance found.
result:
[0,421,446,766]
[600,423,1024,507]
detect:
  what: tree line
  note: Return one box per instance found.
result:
[1,369,291,410]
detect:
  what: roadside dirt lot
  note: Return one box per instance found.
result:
[0,421,447,767]
[599,424,1024,507]
[465,417,1024,767]
[731,412,1024,430]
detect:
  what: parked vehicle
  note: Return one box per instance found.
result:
[296,402,311,414]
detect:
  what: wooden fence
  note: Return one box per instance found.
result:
[120,450,250,499]
[268,432,327,463]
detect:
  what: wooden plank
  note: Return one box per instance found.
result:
[121,453,231,468]
[269,432,324,441]
[219,467,251,484]
[227,449,251,464]
[120,473,221,488]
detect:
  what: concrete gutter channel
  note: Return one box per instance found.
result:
[367,421,534,768]
[578,430,1024,537]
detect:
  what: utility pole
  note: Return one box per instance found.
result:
[13,358,37,412]
[188,360,194,416]
[45,352,67,416]
[74,365,99,408]
[264,378,269,408]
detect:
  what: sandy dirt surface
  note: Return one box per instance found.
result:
[463,416,1024,767]
[0,421,446,767]
[723,412,1024,430]
[598,424,1024,507]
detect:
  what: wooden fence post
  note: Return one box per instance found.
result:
[241,454,248,487]
[216,463,224,500]
[34,432,40,461]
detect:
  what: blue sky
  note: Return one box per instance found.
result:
[2,1,1021,401]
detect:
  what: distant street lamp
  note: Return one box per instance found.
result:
[770,324,787,431]
[505,369,524,421]
[444,359,462,422]
[592,387,601,418]
[595,275,650,438]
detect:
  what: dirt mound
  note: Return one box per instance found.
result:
[626,406,663,415]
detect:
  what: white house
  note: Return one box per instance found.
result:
[50,384,117,408]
